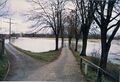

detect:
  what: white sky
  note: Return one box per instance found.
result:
[0,0,119,36]
[0,0,32,34]
[0,0,76,34]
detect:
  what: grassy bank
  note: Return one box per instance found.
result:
[0,50,8,80]
[71,49,119,82]
[12,44,61,62]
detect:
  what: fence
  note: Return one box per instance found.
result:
[80,57,119,82]
[0,38,5,61]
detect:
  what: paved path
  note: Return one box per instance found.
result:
[5,43,87,82]
[5,44,47,81]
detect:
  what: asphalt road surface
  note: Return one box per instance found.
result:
[5,43,87,82]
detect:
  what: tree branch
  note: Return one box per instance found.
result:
[93,14,101,28]
[107,20,120,45]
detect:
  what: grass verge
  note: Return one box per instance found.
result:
[0,50,9,81]
[71,48,119,82]
[12,44,61,62]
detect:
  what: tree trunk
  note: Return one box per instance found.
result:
[75,37,78,51]
[80,25,89,56]
[96,28,110,82]
[69,37,72,48]
[55,35,59,51]
[80,35,87,56]
[61,36,64,48]
[61,26,64,48]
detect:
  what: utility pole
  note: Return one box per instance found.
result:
[9,18,11,42]
[0,17,17,42]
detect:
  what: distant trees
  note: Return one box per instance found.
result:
[66,10,75,47]
[65,9,81,51]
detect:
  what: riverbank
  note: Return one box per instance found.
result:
[71,50,119,82]
[12,44,61,62]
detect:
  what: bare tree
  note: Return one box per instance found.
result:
[27,0,65,50]
[66,10,75,47]
[76,0,96,56]
[74,8,81,51]
[67,8,81,51]
[93,0,120,81]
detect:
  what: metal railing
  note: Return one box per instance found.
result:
[80,56,119,82]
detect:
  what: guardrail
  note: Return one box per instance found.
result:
[80,56,119,82]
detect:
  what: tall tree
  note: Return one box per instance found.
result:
[66,10,75,47]
[76,0,96,56]
[27,0,65,50]
[93,0,120,81]
[74,8,81,51]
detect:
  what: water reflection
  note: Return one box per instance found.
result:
[72,39,120,65]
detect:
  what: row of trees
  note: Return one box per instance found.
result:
[75,0,120,81]
[28,0,120,81]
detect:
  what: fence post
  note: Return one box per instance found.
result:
[96,67,102,82]
[85,63,88,75]
[80,57,82,70]
[0,37,4,61]
[119,70,120,82]
[2,38,4,56]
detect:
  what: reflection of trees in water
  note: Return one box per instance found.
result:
[91,48,101,59]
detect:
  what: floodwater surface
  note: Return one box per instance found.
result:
[11,38,61,53]
[77,39,120,65]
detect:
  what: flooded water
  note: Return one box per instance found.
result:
[78,39,120,65]
[11,37,61,53]
[7,38,120,64]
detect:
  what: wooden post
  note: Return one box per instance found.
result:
[119,70,120,82]
[85,63,88,75]
[80,57,82,70]
[2,38,4,57]
[96,68,102,82]
[0,35,4,61]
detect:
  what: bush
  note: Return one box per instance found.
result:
[0,50,8,80]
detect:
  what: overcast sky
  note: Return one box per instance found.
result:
[0,0,119,36]
[0,0,75,34]
[0,0,33,34]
